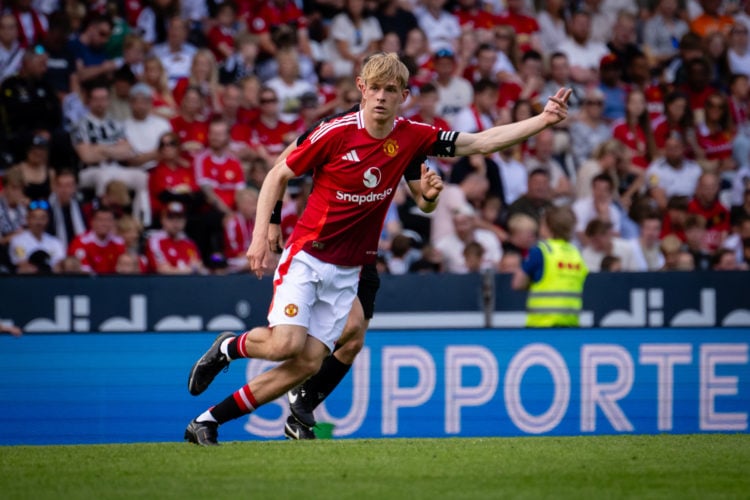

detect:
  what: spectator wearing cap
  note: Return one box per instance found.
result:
[47,169,86,250]
[67,206,125,274]
[8,199,65,274]
[0,12,23,81]
[0,47,62,163]
[124,83,172,170]
[557,10,609,85]
[435,204,502,273]
[146,201,205,274]
[151,17,197,89]
[416,0,461,54]
[327,0,383,79]
[432,48,473,124]
[265,47,318,124]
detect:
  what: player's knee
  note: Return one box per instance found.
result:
[267,333,306,361]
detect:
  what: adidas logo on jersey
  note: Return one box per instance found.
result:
[341,150,360,162]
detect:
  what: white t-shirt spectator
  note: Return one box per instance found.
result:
[265,77,318,124]
[435,229,502,273]
[558,37,609,72]
[728,49,750,78]
[327,12,383,78]
[494,154,528,206]
[573,196,622,235]
[151,43,197,89]
[9,230,66,268]
[435,76,474,123]
[415,8,461,53]
[582,236,641,272]
[124,114,172,169]
[645,157,703,199]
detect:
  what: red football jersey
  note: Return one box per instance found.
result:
[688,198,730,252]
[170,116,209,147]
[249,119,299,157]
[612,120,649,169]
[68,231,126,274]
[194,150,246,209]
[224,213,255,259]
[146,230,202,272]
[148,162,200,215]
[696,127,734,161]
[284,111,444,265]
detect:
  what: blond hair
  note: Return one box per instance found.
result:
[359,52,410,91]
[507,213,538,234]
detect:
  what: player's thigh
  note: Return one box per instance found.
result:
[268,249,319,333]
[338,297,366,347]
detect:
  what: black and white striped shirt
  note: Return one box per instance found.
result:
[73,113,126,146]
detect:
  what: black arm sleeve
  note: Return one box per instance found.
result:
[430,130,459,158]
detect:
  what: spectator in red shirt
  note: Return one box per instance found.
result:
[495,0,541,53]
[612,89,657,169]
[172,49,222,113]
[148,132,200,218]
[696,92,736,172]
[170,86,210,157]
[246,0,311,59]
[245,87,299,165]
[688,172,730,252]
[194,118,245,214]
[652,91,703,159]
[68,207,126,274]
[453,0,495,37]
[679,58,719,114]
[224,187,258,272]
[206,2,238,62]
[142,55,178,120]
[146,201,205,274]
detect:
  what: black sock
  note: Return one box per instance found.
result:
[303,354,352,408]
[210,385,257,424]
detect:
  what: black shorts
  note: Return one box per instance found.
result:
[357,263,380,320]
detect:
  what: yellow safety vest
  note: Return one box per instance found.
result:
[526,239,588,327]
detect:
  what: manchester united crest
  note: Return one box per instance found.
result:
[284,304,299,317]
[383,139,399,157]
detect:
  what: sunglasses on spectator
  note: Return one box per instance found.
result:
[29,200,50,211]
[260,97,278,104]
[160,139,179,148]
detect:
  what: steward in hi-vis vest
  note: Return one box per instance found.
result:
[512,206,588,327]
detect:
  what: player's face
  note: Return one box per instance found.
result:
[360,79,407,122]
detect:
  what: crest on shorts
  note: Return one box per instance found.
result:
[383,139,398,157]
[284,304,299,317]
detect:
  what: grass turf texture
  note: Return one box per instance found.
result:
[2,434,748,499]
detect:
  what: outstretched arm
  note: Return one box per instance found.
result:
[454,88,572,156]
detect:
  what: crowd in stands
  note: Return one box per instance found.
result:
[0,0,749,276]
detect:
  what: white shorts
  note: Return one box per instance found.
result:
[268,248,361,352]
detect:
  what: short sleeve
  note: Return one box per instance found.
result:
[521,245,544,283]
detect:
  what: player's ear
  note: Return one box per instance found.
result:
[401,88,410,102]
[356,76,365,93]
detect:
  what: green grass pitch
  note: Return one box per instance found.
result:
[2,434,749,499]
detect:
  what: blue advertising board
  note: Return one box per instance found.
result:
[1,328,747,445]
